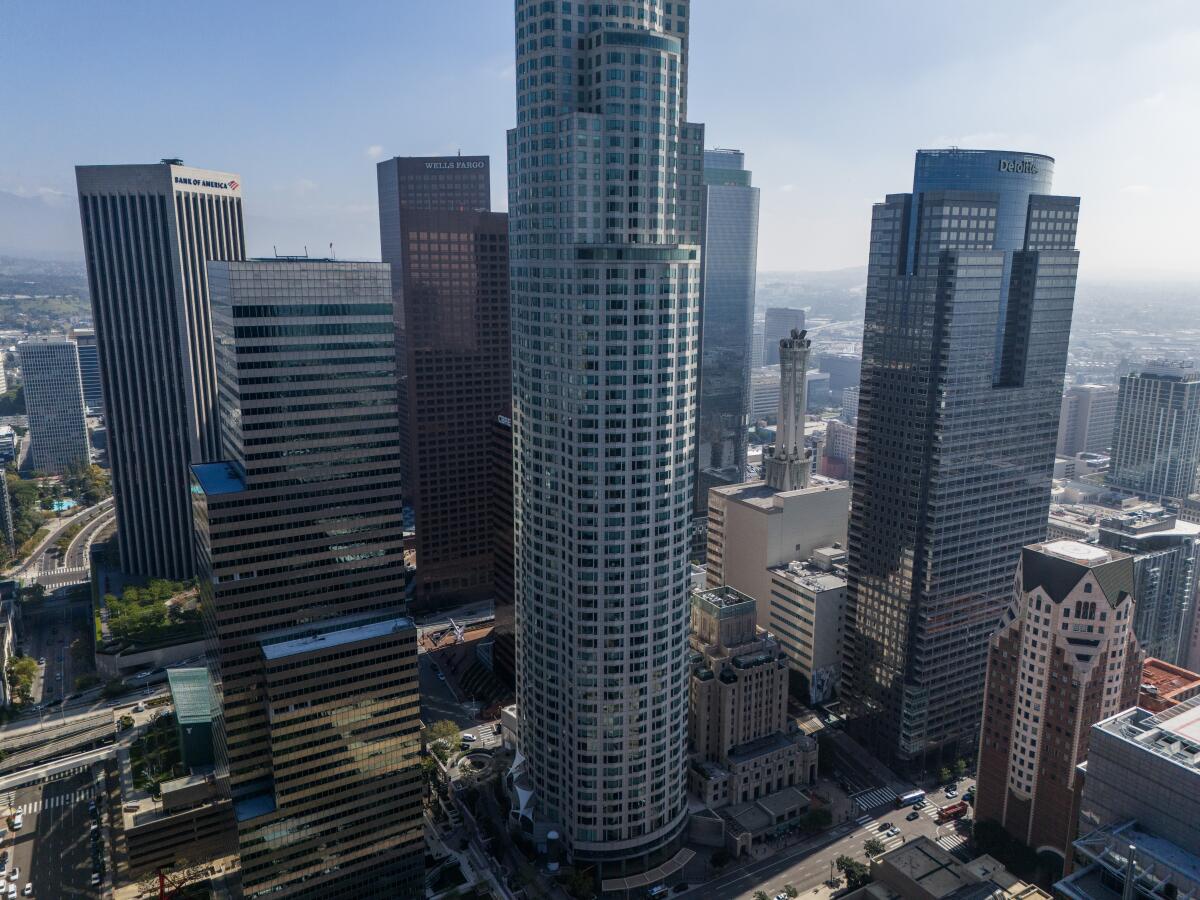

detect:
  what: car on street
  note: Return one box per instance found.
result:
[10,816,21,831]
[946,788,958,799]
[887,827,900,837]
[22,884,31,897]
[912,800,926,810]
[461,733,477,743]
[37,657,45,666]
[134,670,152,679]
[7,884,15,899]
[7,866,18,881]
[906,811,920,821]
[878,821,892,831]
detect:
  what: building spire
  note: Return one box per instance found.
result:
[764,328,812,491]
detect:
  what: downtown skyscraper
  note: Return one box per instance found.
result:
[1109,360,1200,501]
[16,335,90,474]
[507,0,703,883]
[76,161,245,578]
[843,149,1079,769]
[694,149,759,517]
[192,260,421,897]
[377,155,511,611]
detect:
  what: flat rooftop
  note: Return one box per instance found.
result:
[1100,697,1200,773]
[1142,658,1200,702]
[1041,540,1116,565]
[771,561,846,592]
[190,461,245,496]
[711,474,848,510]
[261,615,413,661]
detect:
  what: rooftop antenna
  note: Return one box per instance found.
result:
[329,242,336,260]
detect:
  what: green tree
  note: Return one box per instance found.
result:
[753,892,770,900]
[939,766,953,785]
[785,885,799,898]
[557,867,596,900]
[836,855,871,890]
[426,718,462,746]
[864,837,886,857]
[954,758,969,778]
[20,583,45,606]
[800,808,833,833]
[6,655,38,705]
[0,385,24,416]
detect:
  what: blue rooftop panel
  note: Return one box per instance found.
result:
[190,462,245,496]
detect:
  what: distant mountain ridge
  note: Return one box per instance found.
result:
[0,190,84,261]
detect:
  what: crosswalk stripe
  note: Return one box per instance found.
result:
[851,786,897,810]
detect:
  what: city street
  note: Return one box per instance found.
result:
[4,498,113,585]
[419,648,480,730]
[699,780,977,899]
[1,767,99,898]
[14,593,94,716]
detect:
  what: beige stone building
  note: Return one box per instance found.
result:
[687,586,818,812]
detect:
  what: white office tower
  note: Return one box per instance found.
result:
[764,329,812,492]
[507,0,704,884]
[17,336,89,474]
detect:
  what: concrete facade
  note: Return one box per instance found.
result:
[706,476,850,629]
[76,161,245,578]
[17,335,89,474]
[687,586,817,812]
[768,547,848,705]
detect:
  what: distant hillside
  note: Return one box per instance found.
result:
[0,256,90,330]
[757,267,867,321]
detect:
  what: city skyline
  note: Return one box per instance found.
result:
[3,1,1199,280]
[4,4,1200,899]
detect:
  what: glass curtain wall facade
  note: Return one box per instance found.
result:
[508,0,703,878]
[694,148,759,517]
[193,260,421,898]
[68,327,104,412]
[76,162,245,578]
[843,149,1079,769]
[377,156,512,610]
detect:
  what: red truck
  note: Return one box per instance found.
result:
[937,801,969,822]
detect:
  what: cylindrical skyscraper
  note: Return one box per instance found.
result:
[507,0,703,881]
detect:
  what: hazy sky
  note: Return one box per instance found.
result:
[3,0,1198,277]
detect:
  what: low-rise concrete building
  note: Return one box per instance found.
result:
[118,771,234,878]
[1058,699,1200,900]
[848,837,1050,900]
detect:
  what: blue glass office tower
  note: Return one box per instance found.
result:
[694,149,759,518]
[843,149,1079,769]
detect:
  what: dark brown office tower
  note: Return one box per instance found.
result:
[192,260,422,898]
[377,155,511,611]
[489,414,515,688]
[975,541,1143,871]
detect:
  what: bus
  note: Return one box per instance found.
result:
[937,801,969,823]
[897,789,926,808]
